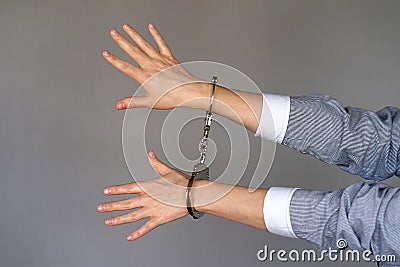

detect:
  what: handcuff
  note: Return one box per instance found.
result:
[185,76,218,220]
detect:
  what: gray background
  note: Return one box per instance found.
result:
[1,0,399,266]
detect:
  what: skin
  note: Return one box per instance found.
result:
[98,24,268,241]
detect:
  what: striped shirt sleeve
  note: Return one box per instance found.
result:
[289,181,400,265]
[282,94,400,180]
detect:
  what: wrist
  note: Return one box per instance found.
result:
[190,179,211,214]
[181,82,219,110]
[192,179,227,214]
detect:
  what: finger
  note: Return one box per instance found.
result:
[110,29,152,66]
[104,182,142,195]
[126,219,158,241]
[116,96,149,110]
[104,209,148,226]
[148,24,173,57]
[148,151,171,176]
[102,50,147,84]
[97,196,145,212]
[122,24,160,59]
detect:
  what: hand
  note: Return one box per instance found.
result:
[97,151,190,241]
[102,24,208,111]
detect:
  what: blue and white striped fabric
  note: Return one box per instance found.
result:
[283,94,400,180]
[282,94,400,266]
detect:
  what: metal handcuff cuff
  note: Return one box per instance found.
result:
[186,76,218,219]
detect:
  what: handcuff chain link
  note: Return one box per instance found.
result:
[198,76,217,165]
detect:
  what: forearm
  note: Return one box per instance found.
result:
[187,89,400,180]
[193,180,268,231]
[185,83,263,133]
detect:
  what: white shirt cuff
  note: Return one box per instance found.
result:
[255,94,290,143]
[263,187,299,238]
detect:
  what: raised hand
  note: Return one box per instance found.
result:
[102,24,208,111]
[97,151,190,241]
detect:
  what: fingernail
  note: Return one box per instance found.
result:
[102,50,110,57]
[104,188,111,194]
[118,102,124,109]
[127,235,133,241]
[149,151,155,158]
[111,29,118,36]
[149,23,154,29]
[123,24,131,31]
[97,204,104,212]
[105,218,113,225]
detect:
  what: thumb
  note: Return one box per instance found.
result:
[116,96,148,110]
[148,151,171,176]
